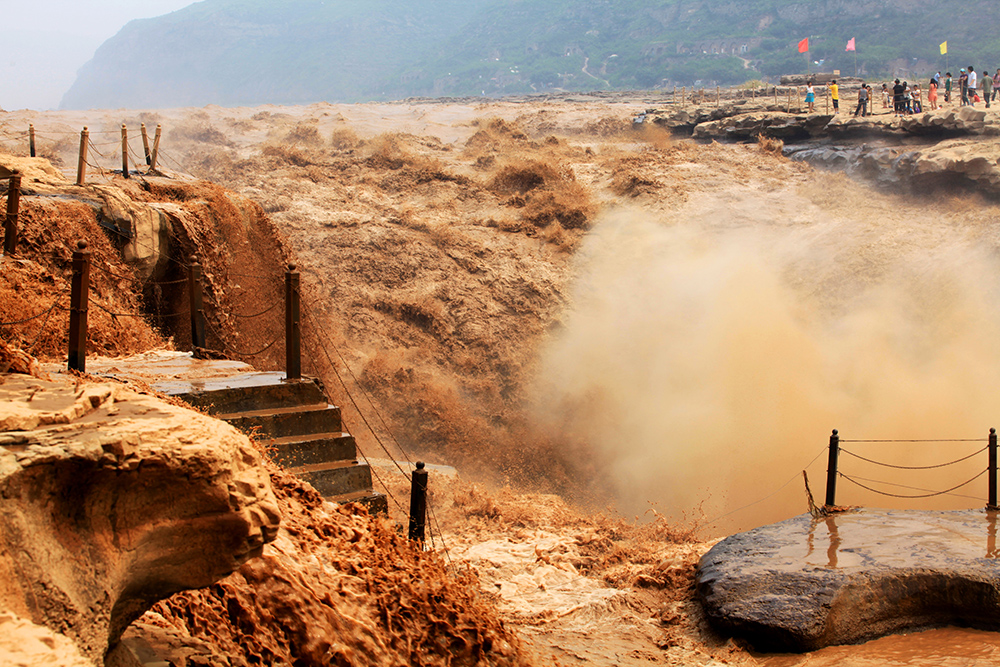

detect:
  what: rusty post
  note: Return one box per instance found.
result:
[989,428,998,510]
[150,124,162,171]
[28,124,35,157]
[4,172,21,256]
[141,123,151,165]
[825,429,840,507]
[408,462,428,542]
[188,255,206,353]
[120,124,129,179]
[76,127,89,186]
[68,241,91,372]
[285,263,301,380]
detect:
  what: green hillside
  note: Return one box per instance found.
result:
[61,0,1000,109]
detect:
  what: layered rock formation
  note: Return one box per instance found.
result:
[697,509,1000,652]
[0,372,280,664]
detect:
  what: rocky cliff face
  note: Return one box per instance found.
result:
[0,373,280,663]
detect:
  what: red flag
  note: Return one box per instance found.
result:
[798,37,809,53]
[846,37,856,52]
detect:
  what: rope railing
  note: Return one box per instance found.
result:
[0,289,67,326]
[824,428,999,510]
[840,445,988,470]
[840,469,988,500]
[229,299,281,319]
[203,316,282,357]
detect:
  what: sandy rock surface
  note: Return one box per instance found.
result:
[0,372,279,663]
[698,509,1000,652]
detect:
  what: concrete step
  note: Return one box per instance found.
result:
[288,460,373,499]
[170,374,328,415]
[220,403,342,439]
[328,489,389,514]
[266,432,357,468]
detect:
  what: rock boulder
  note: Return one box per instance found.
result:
[0,373,280,664]
[697,509,1000,652]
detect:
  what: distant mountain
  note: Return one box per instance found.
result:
[61,0,994,109]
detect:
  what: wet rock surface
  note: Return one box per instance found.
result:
[0,373,280,663]
[697,509,1000,652]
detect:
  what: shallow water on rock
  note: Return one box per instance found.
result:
[760,626,1000,666]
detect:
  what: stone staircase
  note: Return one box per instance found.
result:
[162,370,386,513]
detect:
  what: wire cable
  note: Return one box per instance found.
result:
[701,444,829,528]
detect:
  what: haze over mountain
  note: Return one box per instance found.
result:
[61,0,992,109]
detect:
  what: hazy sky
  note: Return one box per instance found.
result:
[4,0,198,110]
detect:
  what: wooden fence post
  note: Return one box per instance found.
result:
[188,255,206,353]
[68,241,90,372]
[28,125,35,158]
[150,124,162,171]
[121,124,129,179]
[825,429,840,507]
[76,127,89,186]
[141,123,151,165]
[408,462,428,542]
[285,263,301,380]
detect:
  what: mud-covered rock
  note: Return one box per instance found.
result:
[0,373,280,664]
[697,509,1000,652]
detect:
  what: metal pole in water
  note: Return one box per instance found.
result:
[989,428,997,510]
[68,241,91,372]
[408,461,428,542]
[825,429,840,507]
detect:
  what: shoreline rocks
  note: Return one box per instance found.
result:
[697,509,1000,652]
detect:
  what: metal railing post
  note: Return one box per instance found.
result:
[188,255,206,353]
[4,172,21,256]
[68,241,91,372]
[76,127,89,186]
[408,462,428,542]
[28,124,35,158]
[285,263,301,380]
[825,429,840,507]
[989,428,997,510]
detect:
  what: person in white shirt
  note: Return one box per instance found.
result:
[968,65,978,106]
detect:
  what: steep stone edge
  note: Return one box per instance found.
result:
[0,374,280,664]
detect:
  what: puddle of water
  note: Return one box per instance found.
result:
[758,626,1000,666]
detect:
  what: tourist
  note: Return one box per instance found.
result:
[928,76,939,110]
[993,69,1000,102]
[945,72,952,103]
[912,83,922,113]
[854,84,869,117]
[983,71,993,109]
[959,69,969,105]
[892,79,905,115]
[881,83,889,110]
[902,82,912,114]
[829,79,839,114]
[805,81,815,113]
[968,66,978,105]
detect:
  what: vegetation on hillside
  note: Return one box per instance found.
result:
[61,0,999,109]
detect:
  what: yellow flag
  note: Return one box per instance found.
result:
[940,41,948,55]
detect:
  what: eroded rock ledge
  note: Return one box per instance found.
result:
[697,509,1000,652]
[0,372,280,664]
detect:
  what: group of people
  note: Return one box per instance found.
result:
[803,67,1000,117]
